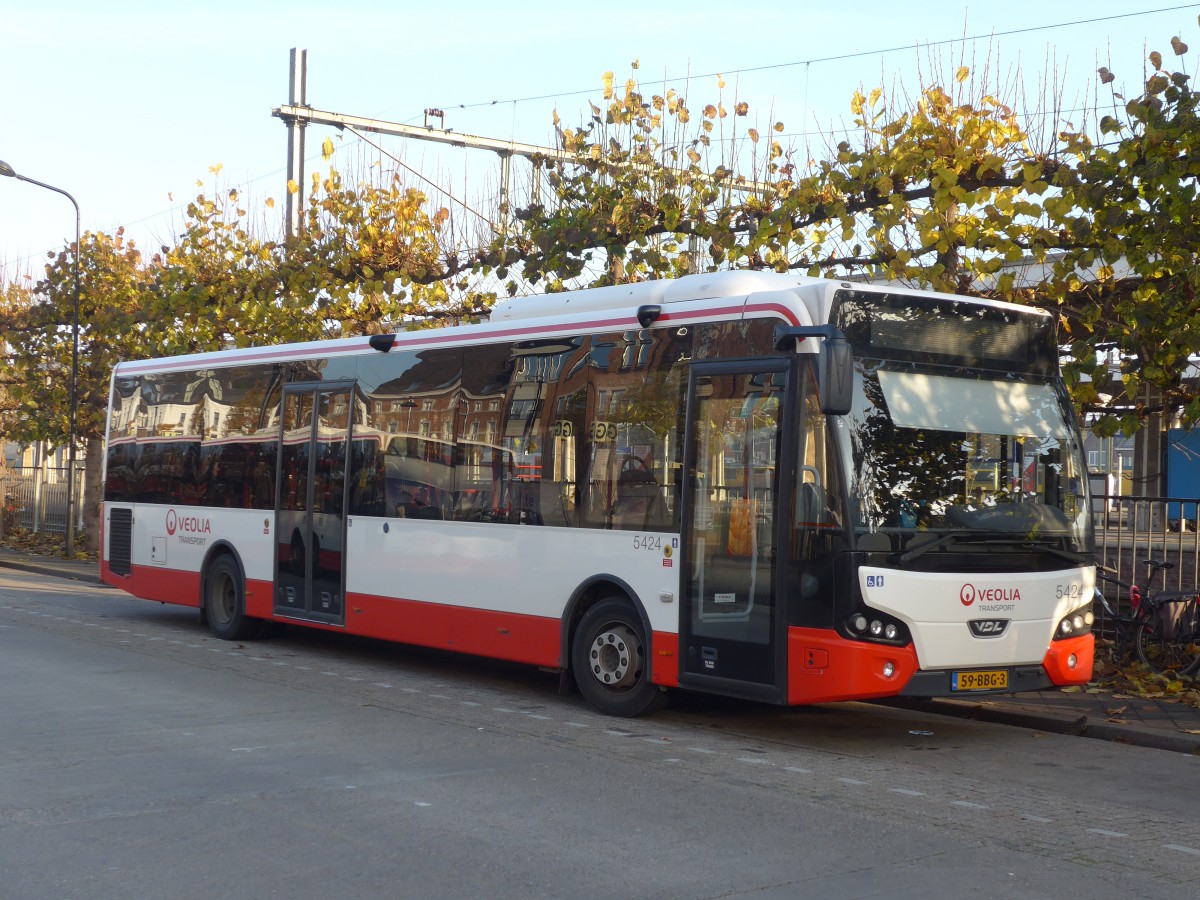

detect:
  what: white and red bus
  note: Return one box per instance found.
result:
[100,270,1096,716]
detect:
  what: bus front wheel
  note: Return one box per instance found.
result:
[572,598,666,717]
[204,556,261,641]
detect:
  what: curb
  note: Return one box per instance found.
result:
[0,556,101,584]
[883,697,1200,756]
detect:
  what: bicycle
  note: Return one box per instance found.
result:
[1094,559,1200,677]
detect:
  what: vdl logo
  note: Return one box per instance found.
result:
[969,619,1010,638]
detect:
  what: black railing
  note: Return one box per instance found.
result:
[1093,494,1200,635]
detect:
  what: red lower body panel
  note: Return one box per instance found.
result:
[787,627,919,704]
[786,626,1095,705]
[1043,634,1093,686]
[101,561,202,609]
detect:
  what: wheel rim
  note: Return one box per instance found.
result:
[587,623,642,690]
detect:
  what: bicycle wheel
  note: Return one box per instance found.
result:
[1133,618,1200,676]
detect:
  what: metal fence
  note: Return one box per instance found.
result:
[0,465,85,536]
[1093,494,1200,636]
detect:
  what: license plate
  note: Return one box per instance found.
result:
[952,669,1009,691]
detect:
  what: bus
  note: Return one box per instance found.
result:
[100,270,1096,716]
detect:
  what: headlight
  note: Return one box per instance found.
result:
[1054,603,1094,640]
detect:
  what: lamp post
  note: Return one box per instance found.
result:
[0,159,81,556]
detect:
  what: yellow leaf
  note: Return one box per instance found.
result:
[602,71,614,100]
[265,197,274,209]
[748,128,760,143]
[1149,51,1162,70]
[287,179,300,195]
[321,136,335,161]
[868,87,882,107]
[955,66,969,83]
[850,90,865,115]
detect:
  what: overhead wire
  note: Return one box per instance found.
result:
[429,4,1200,112]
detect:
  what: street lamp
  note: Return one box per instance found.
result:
[0,159,81,556]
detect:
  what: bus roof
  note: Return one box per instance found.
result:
[112,271,1048,376]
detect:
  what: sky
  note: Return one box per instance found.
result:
[2,1,1199,279]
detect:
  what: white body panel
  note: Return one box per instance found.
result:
[861,565,1094,669]
[112,503,276,582]
[347,516,683,632]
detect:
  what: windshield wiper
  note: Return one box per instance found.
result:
[1020,540,1094,566]
[898,533,958,563]
[897,532,1089,565]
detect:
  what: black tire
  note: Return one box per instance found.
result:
[571,598,666,717]
[1133,618,1200,676]
[204,555,261,641]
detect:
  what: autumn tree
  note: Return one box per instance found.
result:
[0,229,149,548]
[1050,28,1200,435]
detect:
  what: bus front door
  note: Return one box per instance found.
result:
[275,385,352,625]
[680,362,790,701]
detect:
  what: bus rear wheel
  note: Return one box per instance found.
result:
[204,556,261,641]
[572,598,666,717]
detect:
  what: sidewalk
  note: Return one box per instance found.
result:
[1,545,1197,754]
[0,545,100,583]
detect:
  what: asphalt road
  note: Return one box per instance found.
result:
[2,570,1198,899]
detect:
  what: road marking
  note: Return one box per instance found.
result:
[1164,844,1200,856]
[492,706,514,713]
[838,778,868,785]
[1088,828,1128,838]
[527,714,551,720]
[1022,815,1053,823]
[373,683,393,688]
[566,722,589,729]
[891,788,924,797]
[689,747,716,754]
[738,757,770,766]
[460,701,481,707]
[951,801,988,809]
[784,766,812,774]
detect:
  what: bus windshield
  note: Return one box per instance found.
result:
[832,290,1090,554]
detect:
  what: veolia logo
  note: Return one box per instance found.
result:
[166,509,211,536]
[960,583,1021,606]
